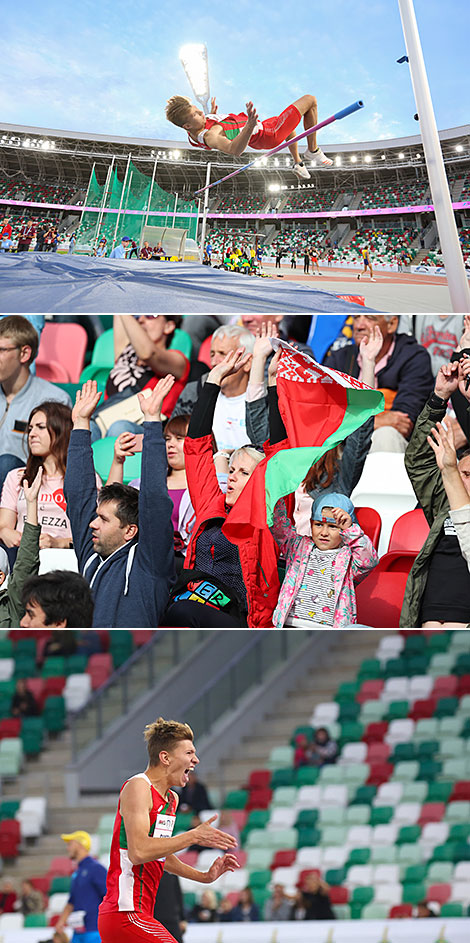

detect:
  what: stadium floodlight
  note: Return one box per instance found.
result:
[398,151,405,159]
[179,43,210,113]
[350,155,357,163]
[335,156,341,166]
[173,150,181,159]
[456,144,463,152]
[269,183,281,192]
[364,155,372,163]
[381,154,386,160]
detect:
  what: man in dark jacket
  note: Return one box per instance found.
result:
[324,314,434,453]
[64,378,175,628]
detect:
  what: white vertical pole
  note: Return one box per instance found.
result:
[112,154,131,250]
[398,0,470,312]
[78,161,95,244]
[172,192,178,228]
[145,157,158,228]
[94,156,114,251]
[199,162,211,264]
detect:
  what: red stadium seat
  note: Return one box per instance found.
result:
[449,782,470,802]
[247,770,271,791]
[409,698,437,721]
[43,677,66,698]
[418,802,446,825]
[0,819,21,857]
[0,718,21,739]
[390,904,413,918]
[30,876,51,895]
[367,762,393,786]
[48,856,76,876]
[356,568,411,628]
[197,334,213,367]
[457,675,470,696]
[426,884,451,905]
[329,886,349,904]
[271,849,297,869]
[367,742,390,764]
[363,722,388,744]
[87,653,113,689]
[246,788,272,811]
[297,868,321,887]
[433,676,458,698]
[356,507,382,551]
[356,679,384,703]
[36,322,88,383]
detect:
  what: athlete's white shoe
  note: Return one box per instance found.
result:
[370,277,376,281]
[292,161,311,180]
[304,147,333,167]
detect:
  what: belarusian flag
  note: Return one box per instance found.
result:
[223,339,384,541]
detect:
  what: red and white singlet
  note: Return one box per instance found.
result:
[99,773,178,917]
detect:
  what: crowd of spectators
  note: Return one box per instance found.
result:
[2,313,470,628]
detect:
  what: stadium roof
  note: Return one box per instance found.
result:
[1,121,470,197]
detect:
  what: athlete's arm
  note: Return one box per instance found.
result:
[165,852,240,884]
[117,316,187,380]
[204,102,259,156]
[121,780,237,866]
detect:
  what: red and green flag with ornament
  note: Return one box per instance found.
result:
[223,339,384,542]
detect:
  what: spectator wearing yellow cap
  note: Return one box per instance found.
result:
[55,831,107,943]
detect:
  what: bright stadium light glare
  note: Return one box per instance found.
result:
[269,183,281,192]
[335,156,342,166]
[456,144,463,152]
[398,152,405,159]
[381,154,386,160]
[350,155,357,163]
[173,150,181,159]
[274,158,279,167]
[364,155,372,163]
[179,43,210,112]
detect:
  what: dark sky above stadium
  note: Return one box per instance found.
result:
[2,0,468,144]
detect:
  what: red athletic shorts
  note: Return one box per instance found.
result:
[98,911,178,942]
[250,104,302,150]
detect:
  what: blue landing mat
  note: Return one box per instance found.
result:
[0,254,378,313]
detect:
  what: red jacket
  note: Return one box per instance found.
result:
[184,433,281,628]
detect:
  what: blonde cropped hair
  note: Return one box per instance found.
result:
[165,96,193,128]
[144,717,194,766]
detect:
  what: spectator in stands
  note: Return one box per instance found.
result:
[172,324,255,450]
[139,240,152,260]
[90,315,188,442]
[164,349,280,628]
[56,830,107,943]
[76,630,102,657]
[0,468,41,628]
[64,378,175,628]
[0,217,12,241]
[415,901,438,918]
[300,873,335,920]
[39,932,69,943]
[43,629,77,657]
[271,490,378,627]
[217,810,240,846]
[308,727,338,766]
[324,314,434,453]
[166,93,332,179]
[217,897,235,922]
[109,235,131,259]
[231,888,260,922]
[20,572,94,628]
[0,316,71,490]
[290,888,307,920]
[0,400,83,551]
[294,732,312,768]
[0,230,13,252]
[189,889,218,922]
[15,879,45,915]
[11,679,38,718]
[401,355,470,628]
[179,769,212,814]
[154,872,186,942]
[415,315,465,376]
[427,418,470,572]
[264,884,291,921]
[0,878,17,913]
[17,219,36,252]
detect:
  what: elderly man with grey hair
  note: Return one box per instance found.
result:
[324,314,434,453]
[172,323,255,451]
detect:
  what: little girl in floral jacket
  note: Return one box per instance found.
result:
[271,492,378,627]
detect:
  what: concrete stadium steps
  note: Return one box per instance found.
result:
[216,630,388,792]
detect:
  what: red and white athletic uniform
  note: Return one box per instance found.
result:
[98,773,179,942]
[188,104,302,151]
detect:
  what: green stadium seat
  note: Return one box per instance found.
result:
[268,746,294,770]
[396,844,422,867]
[358,659,382,681]
[65,654,88,675]
[401,781,428,803]
[335,681,360,702]
[79,329,115,387]
[384,657,407,678]
[360,700,387,724]
[295,767,319,786]
[339,721,364,744]
[445,801,470,823]
[246,810,270,831]
[449,823,470,842]
[370,806,394,827]
[271,787,297,808]
[0,680,15,698]
[386,701,409,721]
[402,882,426,905]
[92,437,142,484]
[109,630,134,668]
[345,805,370,826]
[362,903,388,920]
[351,887,374,906]
[325,868,346,886]
[183,892,197,911]
[50,876,72,893]
[319,826,348,846]
[251,887,271,910]
[454,653,470,675]
[404,635,427,656]
[427,781,453,803]
[223,790,248,809]
[371,845,397,865]
[14,638,37,657]
[427,632,452,654]
[171,328,193,360]
[0,800,20,820]
[13,655,36,678]
[439,716,464,738]
[429,653,455,677]
[295,809,319,829]
[0,640,13,658]
[403,864,427,884]
[270,769,296,788]
[246,848,273,870]
[43,695,66,732]
[347,847,371,867]
[417,740,440,760]
[249,869,272,888]
[440,903,464,917]
[405,655,430,676]
[351,785,376,805]
[24,915,48,928]
[42,656,66,678]
[418,759,442,781]
[397,825,421,845]
[435,697,459,718]
[430,843,455,863]
[0,696,12,718]
[339,702,361,722]
[297,827,321,848]
[392,761,419,782]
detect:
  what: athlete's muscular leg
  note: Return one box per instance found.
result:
[292,95,318,152]
[286,131,301,164]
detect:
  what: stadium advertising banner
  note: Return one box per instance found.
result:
[209,200,470,221]
[169,919,470,943]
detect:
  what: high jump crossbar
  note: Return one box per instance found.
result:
[194,100,364,195]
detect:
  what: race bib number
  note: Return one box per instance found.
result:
[151,813,175,862]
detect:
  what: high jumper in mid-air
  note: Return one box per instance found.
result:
[165,94,333,179]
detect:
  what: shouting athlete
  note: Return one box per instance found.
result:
[98,717,239,943]
[165,94,333,180]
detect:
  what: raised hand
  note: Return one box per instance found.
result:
[208,347,252,386]
[210,96,217,114]
[458,353,470,401]
[267,347,282,386]
[246,101,259,128]
[360,324,382,363]
[434,360,459,402]
[205,854,240,883]
[331,507,353,530]
[137,374,175,421]
[458,315,470,350]
[22,467,43,504]
[253,321,279,361]
[114,432,138,464]
[427,421,458,472]
[72,380,102,426]
[190,814,238,851]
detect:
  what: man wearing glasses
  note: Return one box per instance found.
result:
[0,316,71,490]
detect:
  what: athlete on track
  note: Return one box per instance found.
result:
[357,246,376,281]
[98,717,239,943]
[166,94,333,180]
